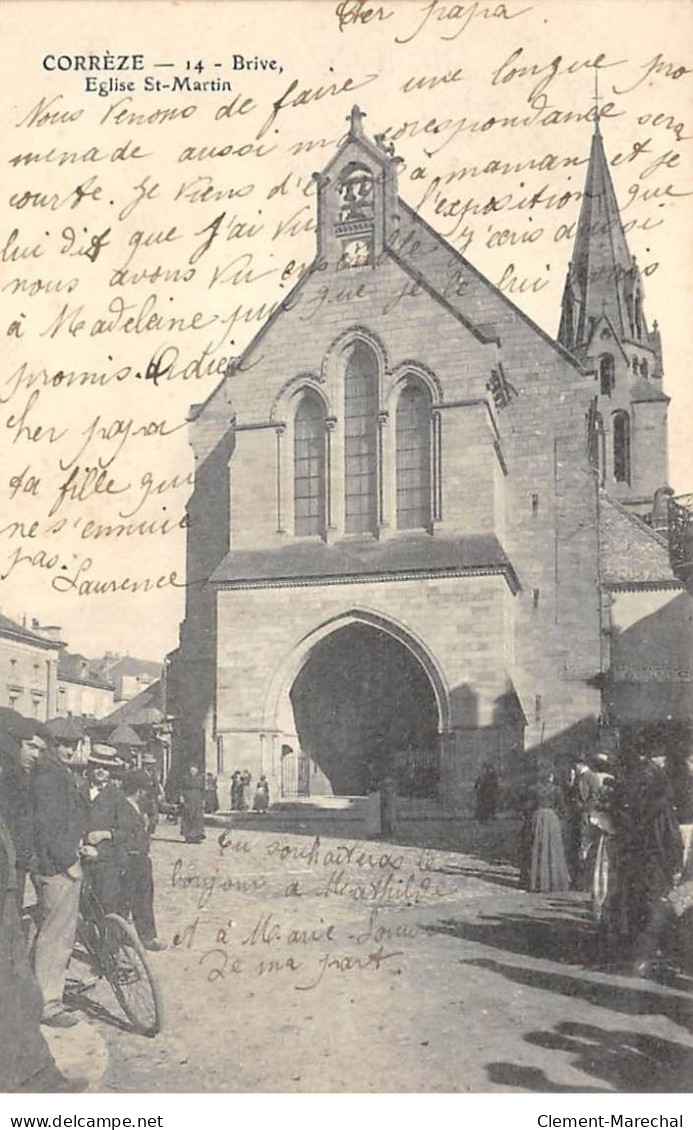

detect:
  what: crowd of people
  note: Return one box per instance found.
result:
[229,769,270,813]
[0,711,167,1090]
[517,743,693,979]
[4,707,691,1085]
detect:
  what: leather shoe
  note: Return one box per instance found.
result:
[42,1010,80,1029]
[143,938,167,952]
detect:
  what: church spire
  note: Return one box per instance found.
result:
[558,121,645,353]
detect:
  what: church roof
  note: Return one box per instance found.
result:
[599,492,681,589]
[629,378,670,403]
[392,203,583,372]
[210,533,519,592]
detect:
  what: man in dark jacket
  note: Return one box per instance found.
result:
[89,769,165,951]
[31,737,88,1028]
[82,755,122,915]
[0,716,44,909]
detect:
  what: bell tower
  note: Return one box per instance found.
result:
[313,105,402,271]
[558,119,669,517]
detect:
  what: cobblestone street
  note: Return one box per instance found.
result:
[62,819,693,1094]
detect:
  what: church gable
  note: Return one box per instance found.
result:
[220,249,499,426]
[584,314,629,366]
[186,105,601,569]
[393,202,585,390]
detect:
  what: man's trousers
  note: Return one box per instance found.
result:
[32,871,82,1017]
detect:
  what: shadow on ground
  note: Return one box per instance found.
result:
[423,906,595,966]
[488,1019,693,1092]
[461,955,693,1036]
[65,989,131,1034]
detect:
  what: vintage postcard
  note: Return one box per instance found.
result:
[1,0,693,1098]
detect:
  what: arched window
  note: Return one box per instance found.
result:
[640,357,649,379]
[613,411,631,484]
[599,353,615,397]
[396,381,432,530]
[344,342,378,534]
[294,393,326,536]
[635,296,643,340]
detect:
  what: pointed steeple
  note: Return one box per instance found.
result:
[558,124,644,353]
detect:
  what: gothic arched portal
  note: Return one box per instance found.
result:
[289,622,440,797]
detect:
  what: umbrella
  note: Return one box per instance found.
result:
[0,708,49,746]
[0,707,28,732]
[46,716,85,741]
[0,707,29,751]
[108,724,145,747]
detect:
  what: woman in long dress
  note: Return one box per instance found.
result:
[204,773,219,815]
[230,770,243,811]
[252,775,270,813]
[528,771,571,892]
[179,765,206,843]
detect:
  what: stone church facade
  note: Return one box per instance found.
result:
[167,108,690,810]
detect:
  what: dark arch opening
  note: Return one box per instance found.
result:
[289,623,440,797]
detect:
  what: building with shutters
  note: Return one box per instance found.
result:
[166,108,691,811]
[0,614,63,722]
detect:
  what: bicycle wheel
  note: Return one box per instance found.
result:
[101,913,164,1037]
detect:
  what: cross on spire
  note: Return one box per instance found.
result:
[347,105,366,138]
[593,67,602,134]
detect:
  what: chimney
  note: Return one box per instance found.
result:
[33,622,63,643]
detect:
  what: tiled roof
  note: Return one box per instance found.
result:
[599,492,680,588]
[100,679,164,727]
[58,650,114,690]
[210,533,518,590]
[0,614,60,649]
[93,656,162,680]
[393,202,583,372]
[629,378,670,403]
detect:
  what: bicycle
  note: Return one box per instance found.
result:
[70,869,164,1038]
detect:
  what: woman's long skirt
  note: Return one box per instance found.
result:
[180,791,206,843]
[530,807,571,892]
